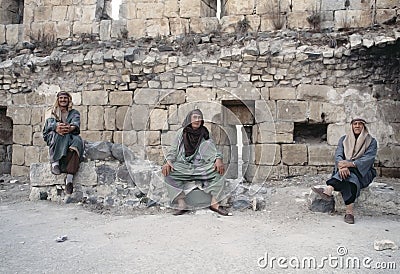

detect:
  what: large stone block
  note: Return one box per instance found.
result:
[6,106,31,125]
[116,106,129,130]
[277,100,308,122]
[164,0,179,17]
[88,106,104,130]
[256,0,291,14]
[159,89,185,105]
[225,0,255,15]
[100,20,111,41]
[186,87,215,102]
[134,89,160,105]
[376,0,399,8]
[127,19,146,37]
[104,106,116,130]
[260,14,286,31]
[144,131,161,146]
[136,3,164,19]
[33,132,46,147]
[52,5,68,21]
[254,100,276,123]
[12,145,24,165]
[244,164,288,183]
[73,106,88,130]
[220,15,245,32]
[169,18,189,35]
[253,122,293,144]
[30,162,97,187]
[180,0,201,17]
[25,146,40,166]
[321,0,344,10]
[109,91,133,106]
[375,9,397,24]
[282,144,307,165]
[190,17,219,33]
[5,24,20,45]
[334,10,372,29]
[287,12,311,29]
[222,82,261,101]
[0,24,5,44]
[11,165,29,176]
[82,90,108,105]
[254,144,281,165]
[13,125,32,145]
[308,145,336,165]
[149,109,168,130]
[55,21,71,39]
[270,87,296,100]
[129,105,150,130]
[327,124,346,146]
[297,84,335,101]
[378,146,400,168]
[144,18,170,37]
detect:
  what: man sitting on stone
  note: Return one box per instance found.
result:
[162,109,231,216]
[43,91,84,195]
[312,118,377,224]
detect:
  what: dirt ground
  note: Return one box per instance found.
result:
[0,174,399,273]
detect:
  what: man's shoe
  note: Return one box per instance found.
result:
[65,181,73,195]
[344,214,355,224]
[51,165,61,175]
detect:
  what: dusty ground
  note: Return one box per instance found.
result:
[0,174,399,273]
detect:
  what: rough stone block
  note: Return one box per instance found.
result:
[88,106,104,130]
[180,0,201,17]
[72,22,92,34]
[5,24,20,45]
[73,106,88,131]
[109,91,133,106]
[190,17,219,34]
[297,84,335,101]
[287,12,311,29]
[376,0,399,8]
[308,145,336,165]
[253,122,293,144]
[80,131,102,142]
[134,88,160,105]
[220,15,245,33]
[7,106,31,125]
[327,124,346,146]
[13,125,32,145]
[246,15,261,32]
[82,90,108,105]
[115,106,129,130]
[104,106,116,130]
[129,105,150,130]
[55,21,71,39]
[321,0,344,10]
[255,100,276,123]
[25,146,40,166]
[256,0,290,14]
[33,132,47,147]
[378,145,400,168]
[254,144,281,165]
[144,131,161,146]
[144,18,170,37]
[159,89,185,105]
[334,10,372,29]
[52,6,68,21]
[225,0,255,15]
[127,19,146,38]
[149,109,168,130]
[277,100,308,122]
[0,24,5,44]
[186,87,215,102]
[100,20,111,41]
[30,162,97,187]
[260,14,285,32]
[12,145,24,165]
[270,87,296,100]
[282,144,307,165]
[164,0,179,17]
[169,18,189,35]
[222,83,261,101]
[11,165,30,176]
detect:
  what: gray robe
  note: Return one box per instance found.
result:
[327,135,377,202]
[43,109,84,165]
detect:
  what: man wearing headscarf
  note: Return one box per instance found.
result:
[162,109,231,216]
[43,92,84,195]
[312,118,377,224]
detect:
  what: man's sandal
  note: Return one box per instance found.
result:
[311,186,333,201]
[344,214,355,224]
[209,206,232,216]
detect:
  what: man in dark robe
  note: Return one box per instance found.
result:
[312,118,377,224]
[43,92,84,195]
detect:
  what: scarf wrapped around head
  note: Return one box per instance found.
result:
[182,109,210,157]
[343,118,372,160]
[45,91,73,121]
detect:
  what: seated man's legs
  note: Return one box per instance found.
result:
[60,149,80,194]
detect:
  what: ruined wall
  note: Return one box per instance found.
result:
[0,0,398,45]
[1,29,399,180]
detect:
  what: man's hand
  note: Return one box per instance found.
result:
[339,167,350,180]
[162,160,174,177]
[338,160,354,169]
[56,123,70,135]
[214,158,225,175]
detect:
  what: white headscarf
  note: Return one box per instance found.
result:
[343,119,372,160]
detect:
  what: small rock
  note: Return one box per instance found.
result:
[10,179,18,184]
[374,240,398,251]
[55,235,68,243]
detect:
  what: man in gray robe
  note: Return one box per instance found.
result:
[43,92,84,194]
[162,109,231,216]
[312,118,377,224]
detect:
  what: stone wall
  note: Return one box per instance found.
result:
[1,28,399,181]
[0,0,399,44]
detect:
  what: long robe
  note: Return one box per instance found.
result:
[327,135,377,202]
[42,109,84,167]
[164,128,225,204]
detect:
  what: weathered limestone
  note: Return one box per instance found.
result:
[282,144,308,165]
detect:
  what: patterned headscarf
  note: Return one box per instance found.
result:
[45,91,73,121]
[182,109,210,157]
[343,118,372,160]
